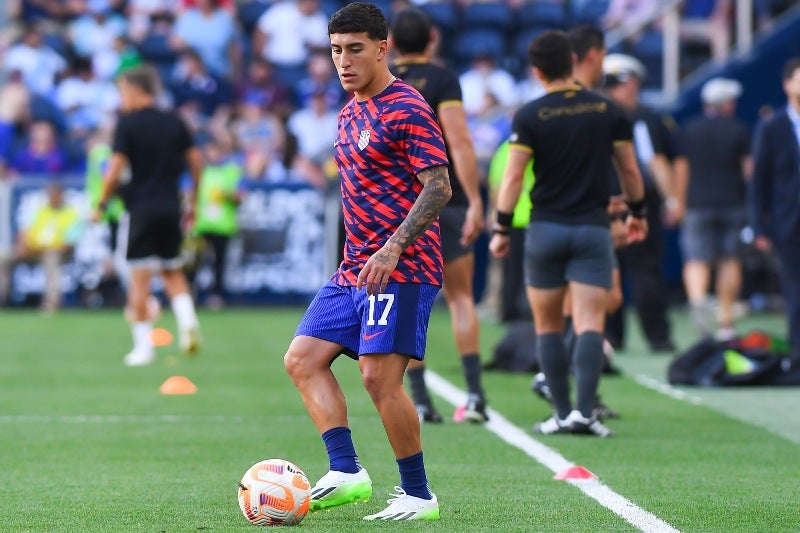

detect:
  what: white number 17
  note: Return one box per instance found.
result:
[366,293,395,326]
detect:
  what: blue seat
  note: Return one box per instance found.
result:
[632,31,664,88]
[319,0,342,18]
[420,2,460,34]
[42,32,69,57]
[138,33,178,63]
[461,2,513,31]
[454,28,507,64]
[571,0,610,25]
[238,0,270,35]
[513,27,547,64]
[517,2,568,29]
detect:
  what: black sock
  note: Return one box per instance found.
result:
[563,316,576,362]
[536,333,571,419]
[573,331,604,418]
[406,366,431,406]
[460,354,483,396]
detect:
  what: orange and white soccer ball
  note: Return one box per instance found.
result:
[238,459,311,527]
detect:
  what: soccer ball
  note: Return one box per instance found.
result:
[238,459,311,526]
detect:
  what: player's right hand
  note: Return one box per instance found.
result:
[626,216,648,244]
[489,232,510,258]
[90,208,103,223]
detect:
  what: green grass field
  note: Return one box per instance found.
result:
[1,306,799,532]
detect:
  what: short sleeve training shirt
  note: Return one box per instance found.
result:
[510,87,632,226]
[332,79,449,286]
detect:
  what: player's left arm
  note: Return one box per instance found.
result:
[357,165,451,295]
[438,102,483,245]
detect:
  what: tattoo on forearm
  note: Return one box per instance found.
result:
[388,166,452,252]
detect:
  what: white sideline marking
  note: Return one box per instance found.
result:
[634,374,703,405]
[425,370,681,533]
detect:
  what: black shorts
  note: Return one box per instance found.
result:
[439,205,472,262]
[524,221,613,289]
[126,209,184,270]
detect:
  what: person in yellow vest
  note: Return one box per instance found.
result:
[86,126,125,252]
[488,140,534,322]
[193,140,243,309]
[17,182,81,312]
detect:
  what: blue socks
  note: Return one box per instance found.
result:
[321,427,360,474]
[397,451,432,500]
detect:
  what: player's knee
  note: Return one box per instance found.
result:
[360,368,389,403]
[606,288,623,314]
[283,348,306,380]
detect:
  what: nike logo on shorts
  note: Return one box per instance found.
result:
[362,330,386,341]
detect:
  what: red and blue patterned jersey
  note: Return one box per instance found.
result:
[332,79,449,287]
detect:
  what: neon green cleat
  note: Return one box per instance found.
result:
[363,487,440,521]
[310,468,372,512]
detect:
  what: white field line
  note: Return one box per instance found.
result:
[0,415,246,423]
[425,370,681,533]
[633,374,704,405]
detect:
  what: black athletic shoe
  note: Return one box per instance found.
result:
[463,393,489,423]
[415,403,443,424]
[530,372,552,402]
[566,410,614,437]
[593,395,620,421]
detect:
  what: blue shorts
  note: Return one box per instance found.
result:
[295,281,440,360]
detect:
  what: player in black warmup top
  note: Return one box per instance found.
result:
[93,66,202,366]
[390,7,488,423]
[490,31,647,436]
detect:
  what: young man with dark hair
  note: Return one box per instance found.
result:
[490,30,647,437]
[93,66,203,366]
[283,2,450,521]
[389,7,487,424]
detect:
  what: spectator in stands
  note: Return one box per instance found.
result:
[252,0,330,86]
[466,91,511,178]
[170,48,233,142]
[601,54,677,352]
[194,138,243,309]
[55,56,119,136]
[295,51,345,110]
[11,120,67,175]
[602,0,659,35]
[233,96,286,155]
[0,71,31,178]
[287,88,337,188]
[126,0,174,42]
[750,58,800,368]
[459,49,518,117]
[68,0,128,61]
[675,78,750,340]
[237,57,293,120]
[680,0,732,63]
[172,0,240,79]
[14,182,80,312]
[4,24,67,97]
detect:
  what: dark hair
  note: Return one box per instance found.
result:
[567,24,605,62]
[117,65,159,96]
[328,2,388,41]
[528,30,573,81]
[390,7,431,55]
[782,57,800,81]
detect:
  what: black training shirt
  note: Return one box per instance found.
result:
[510,86,632,226]
[392,60,468,207]
[112,107,194,212]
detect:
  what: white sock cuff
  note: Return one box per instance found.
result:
[171,293,198,329]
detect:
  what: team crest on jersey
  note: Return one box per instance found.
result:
[358,129,371,150]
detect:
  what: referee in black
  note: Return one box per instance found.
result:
[489,31,647,436]
[389,8,488,423]
[93,66,203,366]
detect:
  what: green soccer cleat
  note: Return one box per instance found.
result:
[310,468,372,512]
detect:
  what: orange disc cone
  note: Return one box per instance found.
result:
[151,328,173,347]
[160,376,197,395]
[553,466,598,481]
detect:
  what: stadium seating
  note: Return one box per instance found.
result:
[517,2,568,30]
[461,2,513,32]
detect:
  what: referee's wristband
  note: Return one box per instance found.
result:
[625,198,647,219]
[495,210,514,228]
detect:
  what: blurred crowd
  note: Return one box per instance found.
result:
[0,0,793,348]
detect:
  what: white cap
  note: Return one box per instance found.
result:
[602,54,647,84]
[701,78,743,105]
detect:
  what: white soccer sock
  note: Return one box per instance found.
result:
[171,293,199,330]
[132,321,154,353]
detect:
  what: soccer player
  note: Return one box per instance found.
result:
[389,7,487,424]
[489,31,647,436]
[283,2,450,521]
[92,66,202,366]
